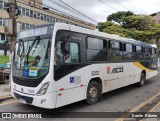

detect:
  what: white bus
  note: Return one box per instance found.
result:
[11,23,158,109]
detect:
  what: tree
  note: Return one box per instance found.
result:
[107,11,134,26]
[97,11,160,44]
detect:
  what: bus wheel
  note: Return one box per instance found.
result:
[138,73,146,87]
[86,81,100,105]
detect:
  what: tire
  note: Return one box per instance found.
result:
[138,73,146,87]
[86,81,100,105]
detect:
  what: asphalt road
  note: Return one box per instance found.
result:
[0,74,160,121]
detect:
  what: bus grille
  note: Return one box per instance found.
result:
[14,92,33,104]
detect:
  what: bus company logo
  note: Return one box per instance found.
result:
[112,67,123,74]
[106,67,110,74]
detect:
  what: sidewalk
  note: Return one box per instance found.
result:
[0,84,11,98]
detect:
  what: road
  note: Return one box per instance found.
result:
[0,74,160,121]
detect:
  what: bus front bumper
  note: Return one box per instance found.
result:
[11,89,56,109]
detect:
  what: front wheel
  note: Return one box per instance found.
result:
[138,73,146,87]
[86,81,100,105]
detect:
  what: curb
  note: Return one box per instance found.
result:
[0,95,13,102]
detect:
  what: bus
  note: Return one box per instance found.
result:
[11,23,158,109]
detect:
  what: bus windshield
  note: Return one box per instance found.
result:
[12,35,51,79]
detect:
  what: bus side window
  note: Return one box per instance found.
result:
[151,48,157,60]
[108,41,123,61]
[135,45,143,60]
[87,37,107,61]
[124,43,134,61]
[144,47,151,60]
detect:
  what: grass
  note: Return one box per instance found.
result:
[0,55,9,64]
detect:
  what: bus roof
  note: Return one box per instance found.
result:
[18,23,156,48]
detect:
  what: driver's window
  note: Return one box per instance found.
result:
[55,41,79,64]
[70,43,79,63]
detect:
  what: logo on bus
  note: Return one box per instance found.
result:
[106,67,110,74]
[111,67,123,74]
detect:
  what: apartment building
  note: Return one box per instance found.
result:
[0,0,96,46]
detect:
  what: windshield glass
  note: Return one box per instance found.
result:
[12,36,51,79]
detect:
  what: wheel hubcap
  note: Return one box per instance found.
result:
[89,86,97,98]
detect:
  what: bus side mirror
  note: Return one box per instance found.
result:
[3,41,8,56]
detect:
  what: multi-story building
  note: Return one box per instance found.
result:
[0,0,96,47]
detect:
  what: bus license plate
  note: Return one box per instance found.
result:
[19,98,27,104]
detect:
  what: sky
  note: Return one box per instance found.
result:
[44,0,160,25]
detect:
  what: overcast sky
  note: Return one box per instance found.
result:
[44,0,160,25]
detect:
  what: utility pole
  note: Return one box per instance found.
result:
[3,0,18,82]
[8,0,17,60]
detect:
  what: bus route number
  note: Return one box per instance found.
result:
[91,71,99,76]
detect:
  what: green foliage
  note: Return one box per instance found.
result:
[97,11,160,44]
[107,11,134,25]
[0,56,9,64]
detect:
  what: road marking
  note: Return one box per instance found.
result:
[148,100,160,112]
[115,92,160,121]
[0,100,18,107]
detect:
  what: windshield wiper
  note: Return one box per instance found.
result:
[26,36,40,63]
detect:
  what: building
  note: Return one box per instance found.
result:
[0,0,96,47]
[150,11,160,23]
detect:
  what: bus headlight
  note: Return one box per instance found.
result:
[37,82,50,96]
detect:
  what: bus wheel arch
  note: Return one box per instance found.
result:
[86,77,103,105]
[138,70,146,87]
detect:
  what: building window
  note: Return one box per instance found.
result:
[22,23,26,29]
[46,16,50,22]
[22,8,25,15]
[4,2,8,10]
[40,13,44,20]
[0,18,3,26]
[50,16,52,23]
[18,7,22,14]
[37,12,40,19]
[25,9,30,16]
[33,11,37,18]
[30,10,33,17]
[52,17,55,23]
[56,18,59,22]
[44,15,46,21]
[0,1,4,9]
[26,24,30,28]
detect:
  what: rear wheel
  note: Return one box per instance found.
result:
[138,73,146,87]
[86,81,100,105]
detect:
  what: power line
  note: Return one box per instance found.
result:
[113,0,130,11]
[26,0,98,24]
[45,0,78,15]
[98,0,119,12]
[17,0,95,26]
[50,0,98,23]
[47,0,90,20]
